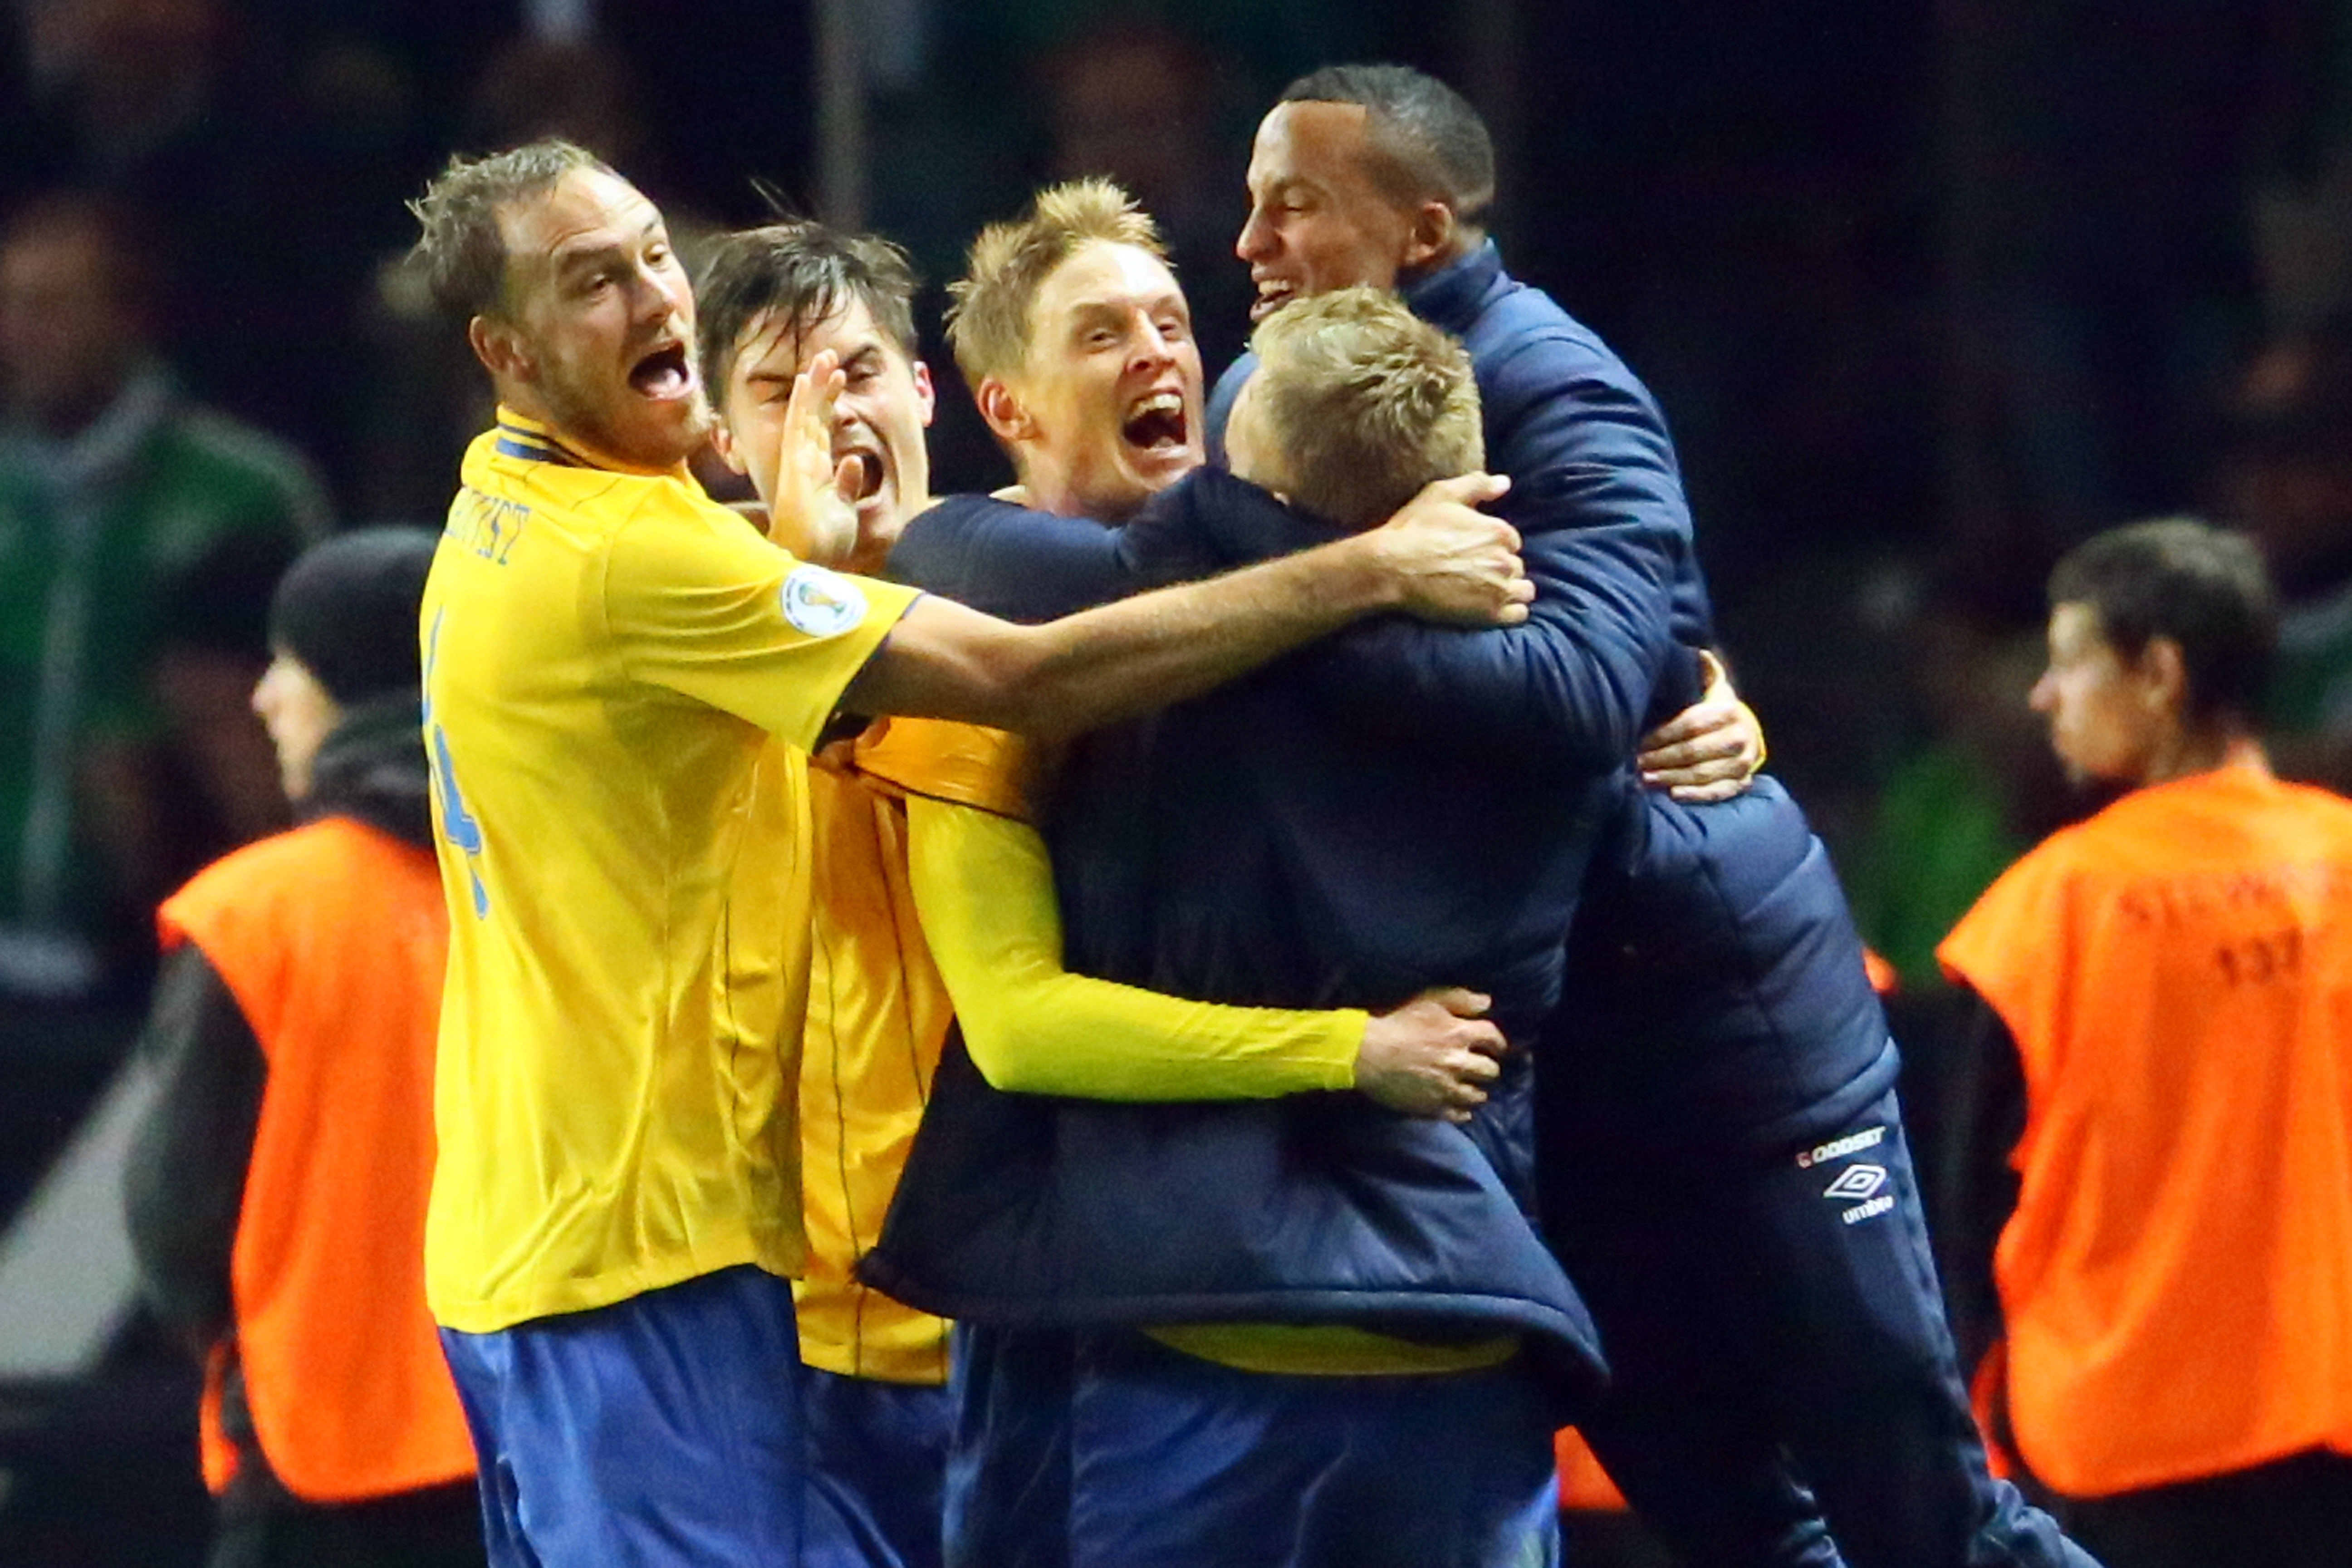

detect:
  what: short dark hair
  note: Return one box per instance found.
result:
[1279,64,1495,224]
[404,139,614,323]
[2048,517,2278,723]
[695,222,921,402]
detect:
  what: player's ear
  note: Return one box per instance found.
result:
[708,418,747,476]
[469,314,532,382]
[975,377,1036,446]
[1400,200,1455,273]
[912,360,938,428]
[2138,635,2189,716]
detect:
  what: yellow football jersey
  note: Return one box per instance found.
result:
[796,719,1029,1383]
[420,409,918,1334]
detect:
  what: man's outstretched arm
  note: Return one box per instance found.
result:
[842,474,1528,739]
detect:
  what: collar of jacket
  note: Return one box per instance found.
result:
[1401,240,1505,334]
[0,360,176,493]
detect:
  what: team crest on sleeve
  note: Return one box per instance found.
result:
[780,565,867,637]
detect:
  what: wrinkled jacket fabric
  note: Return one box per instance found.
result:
[1211,244,1898,1162]
[867,458,1697,1412]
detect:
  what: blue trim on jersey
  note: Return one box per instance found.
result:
[494,423,586,467]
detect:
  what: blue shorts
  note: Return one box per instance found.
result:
[802,1365,951,1568]
[947,1324,1558,1568]
[944,1325,1076,1568]
[438,1265,802,1568]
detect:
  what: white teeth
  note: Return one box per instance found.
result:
[1132,392,1182,416]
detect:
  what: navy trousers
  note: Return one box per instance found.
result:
[1548,1086,2097,1568]
[942,1324,1558,1568]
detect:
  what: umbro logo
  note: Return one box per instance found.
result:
[1822,1164,1888,1202]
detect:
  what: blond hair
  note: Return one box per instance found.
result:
[945,177,1166,388]
[1243,288,1482,529]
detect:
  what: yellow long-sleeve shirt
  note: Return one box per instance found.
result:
[796,718,1367,1382]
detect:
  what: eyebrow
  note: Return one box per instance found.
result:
[550,215,665,275]
[740,338,887,389]
[1067,292,1188,323]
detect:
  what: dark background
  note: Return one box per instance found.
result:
[3,1,2347,1560]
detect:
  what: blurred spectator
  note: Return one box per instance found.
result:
[123,528,482,1568]
[0,191,326,1000]
[1940,518,2352,1568]
[1846,568,2069,992]
[2212,318,2352,790]
[9,0,405,491]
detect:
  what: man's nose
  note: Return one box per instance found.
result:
[1236,207,1272,262]
[629,262,681,322]
[1131,318,1176,371]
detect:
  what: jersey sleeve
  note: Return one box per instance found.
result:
[888,495,1139,623]
[903,796,1365,1100]
[853,718,1032,818]
[601,508,920,753]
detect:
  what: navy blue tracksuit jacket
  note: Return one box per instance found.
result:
[1199,242,2082,1568]
[863,453,1700,1414]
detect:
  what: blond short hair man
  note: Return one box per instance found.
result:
[1225,286,1483,530]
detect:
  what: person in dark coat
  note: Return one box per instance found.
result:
[1205,62,2098,1568]
[123,527,484,1568]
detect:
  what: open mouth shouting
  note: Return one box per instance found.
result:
[835,441,887,506]
[1122,389,1191,461]
[628,340,697,401]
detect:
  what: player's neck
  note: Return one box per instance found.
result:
[1025,470,1140,527]
[2144,726,2267,787]
[495,387,694,479]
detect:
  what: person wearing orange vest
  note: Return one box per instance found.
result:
[123,527,483,1568]
[1940,516,2352,1568]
